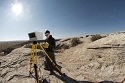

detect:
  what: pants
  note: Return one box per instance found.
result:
[45,51,56,72]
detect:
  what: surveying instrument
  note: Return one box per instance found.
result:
[28,32,65,83]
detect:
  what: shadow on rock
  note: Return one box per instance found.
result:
[53,73,120,83]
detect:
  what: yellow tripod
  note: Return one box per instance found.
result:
[29,41,65,83]
[29,41,40,83]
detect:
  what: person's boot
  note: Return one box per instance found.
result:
[49,71,55,75]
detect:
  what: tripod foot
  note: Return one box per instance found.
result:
[40,78,46,83]
[29,71,33,76]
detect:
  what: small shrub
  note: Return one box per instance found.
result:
[86,35,89,37]
[56,43,69,50]
[80,36,84,38]
[2,48,15,54]
[54,43,69,53]
[71,38,81,47]
[63,44,69,49]
[91,34,103,42]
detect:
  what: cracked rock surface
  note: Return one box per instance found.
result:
[0,32,125,83]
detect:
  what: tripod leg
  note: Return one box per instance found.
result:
[29,44,35,74]
[34,44,40,83]
[29,43,41,83]
[34,64,39,83]
[35,44,38,67]
[39,44,65,76]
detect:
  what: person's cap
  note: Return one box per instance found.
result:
[45,30,50,34]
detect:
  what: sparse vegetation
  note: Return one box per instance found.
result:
[91,34,103,42]
[55,43,70,53]
[56,43,69,50]
[63,44,69,49]
[86,35,89,37]
[71,38,81,47]
[2,48,15,54]
[80,36,84,38]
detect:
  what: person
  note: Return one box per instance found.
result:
[43,30,57,75]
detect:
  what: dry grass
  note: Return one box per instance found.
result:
[91,34,103,42]
[71,38,81,47]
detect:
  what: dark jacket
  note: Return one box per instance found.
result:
[45,35,55,52]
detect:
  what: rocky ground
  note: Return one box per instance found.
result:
[0,32,125,83]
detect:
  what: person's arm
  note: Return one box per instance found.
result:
[48,38,55,49]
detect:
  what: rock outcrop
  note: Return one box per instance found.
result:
[0,32,125,83]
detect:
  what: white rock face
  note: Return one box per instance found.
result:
[57,32,125,82]
[0,32,125,83]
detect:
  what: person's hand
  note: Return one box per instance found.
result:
[43,42,49,48]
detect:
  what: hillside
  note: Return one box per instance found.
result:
[0,32,125,83]
[57,32,125,82]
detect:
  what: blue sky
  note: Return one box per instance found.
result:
[0,0,125,41]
